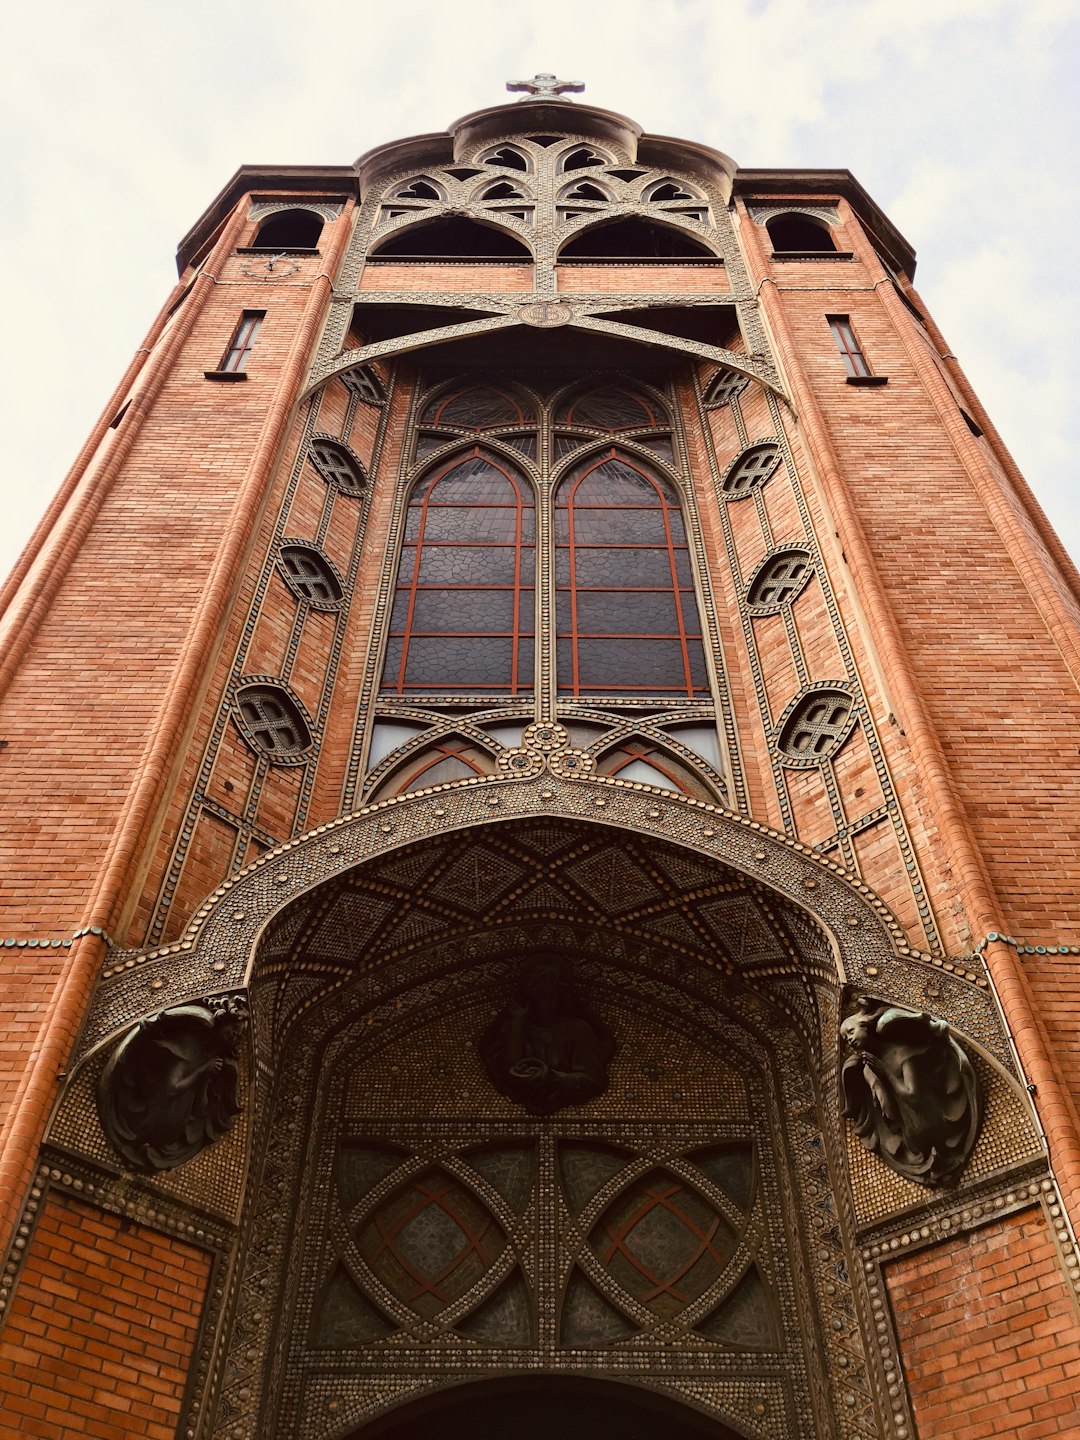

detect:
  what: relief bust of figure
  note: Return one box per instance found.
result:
[480,955,616,1115]
[97,994,248,1172]
[840,998,981,1187]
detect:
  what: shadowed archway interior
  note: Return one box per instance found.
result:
[355,1375,748,1439]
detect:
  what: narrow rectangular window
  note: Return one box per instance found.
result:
[827,315,871,378]
[220,310,265,373]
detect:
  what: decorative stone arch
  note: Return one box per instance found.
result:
[56,765,1037,1440]
[305,321,780,403]
[369,211,535,259]
[748,204,840,229]
[248,200,345,225]
[336,1373,753,1440]
[555,211,722,261]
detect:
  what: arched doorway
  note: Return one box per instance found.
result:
[57,771,1032,1440]
[357,1375,748,1438]
[227,813,867,1438]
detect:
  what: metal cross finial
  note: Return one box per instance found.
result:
[506,73,585,102]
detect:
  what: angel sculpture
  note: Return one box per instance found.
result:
[98,995,248,1172]
[840,999,980,1187]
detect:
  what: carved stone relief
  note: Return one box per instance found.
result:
[97,994,248,1172]
[840,999,981,1188]
[479,954,616,1113]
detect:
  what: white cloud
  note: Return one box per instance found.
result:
[2,0,1077,572]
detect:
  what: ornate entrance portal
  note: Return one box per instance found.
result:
[241,813,839,1437]
[162,775,1025,1440]
[48,774,1040,1440]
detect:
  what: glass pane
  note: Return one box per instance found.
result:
[573,590,689,637]
[416,546,528,586]
[400,636,516,689]
[415,432,446,458]
[423,386,526,428]
[407,507,522,543]
[367,722,428,769]
[406,588,518,634]
[570,639,695,691]
[557,385,662,430]
[556,547,687,587]
[556,508,668,545]
[634,433,675,463]
[570,463,665,506]
[614,758,682,791]
[495,432,538,459]
[665,725,722,770]
[402,756,479,790]
[481,724,527,748]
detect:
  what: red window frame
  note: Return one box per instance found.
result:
[221,310,265,373]
[554,447,707,697]
[827,315,871,378]
[383,447,535,695]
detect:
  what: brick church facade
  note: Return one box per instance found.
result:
[0,79,1078,1438]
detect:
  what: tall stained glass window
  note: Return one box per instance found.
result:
[554,450,708,696]
[382,449,535,694]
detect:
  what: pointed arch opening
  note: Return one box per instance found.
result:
[373,216,532,259]
[554,449,708,697]
[355,1376,749,1439]
[381,448,536,696]
[559,217,715,260]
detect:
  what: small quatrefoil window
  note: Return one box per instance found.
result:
[746,549,813,611]
[341,368,384,405]
[235,684,312,761]
[778,689,854,763]
[278,545,344,609]
[721,443,781,498]
[309,439,366,496]
[703,369,749,408]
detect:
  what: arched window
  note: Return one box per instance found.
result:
[480,145,529,172]
[644,179,700,203]
[555,384,667,432]
[374,217,531,259]
[595,739,714,800]
[422,385,532,429]
[559,181,610,203]
[382,450,535,695]
[370,736,497,800]
[559,218,714,260]
[554,451,707,696]
[479,181,529,202]
[559,145,610,172]
[394,177,444,201]
[765,213,837,254]
[251,208,323,250]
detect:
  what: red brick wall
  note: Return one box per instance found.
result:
[0,1194,210,1439]
[886,1208,1080,1438]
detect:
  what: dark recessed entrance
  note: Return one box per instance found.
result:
[356,1376,747,1439]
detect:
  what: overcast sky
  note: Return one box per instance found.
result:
[2,0,1077,578]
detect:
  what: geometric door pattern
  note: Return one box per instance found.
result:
[316,1133,777,1352]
